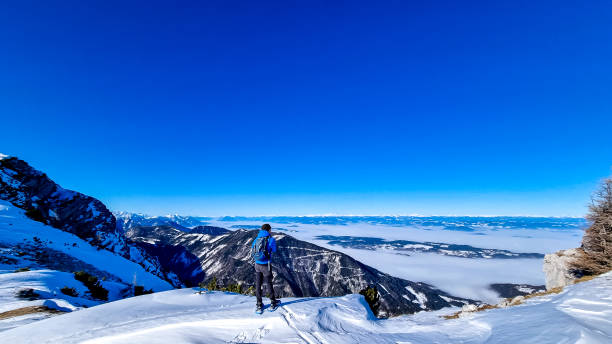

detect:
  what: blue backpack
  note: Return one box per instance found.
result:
[251,236,270,263]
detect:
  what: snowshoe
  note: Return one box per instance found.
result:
[269,300,281,312]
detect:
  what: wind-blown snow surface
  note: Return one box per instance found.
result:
[205,217,585,303]
[2,272,610,344]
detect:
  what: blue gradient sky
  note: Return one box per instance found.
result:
[1,1,611,216]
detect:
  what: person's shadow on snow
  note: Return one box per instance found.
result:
[277,297,325,307]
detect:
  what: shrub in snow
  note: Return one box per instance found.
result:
[60,287,78,297]
[134,285,153,296]
[359,286,380,317]
[74,271,108,301]
[16,288,40,300]
[223,283,244,294]
[199,276,253,295]
[203,276,218,291]
[244,286,255,296]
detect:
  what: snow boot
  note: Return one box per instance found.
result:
[255,304,264,315]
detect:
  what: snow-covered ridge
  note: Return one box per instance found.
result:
[115,212,211,232]
[0,200,172,291]
[0,200,174,331]
[0,156,127,255]
[1,271,610,343]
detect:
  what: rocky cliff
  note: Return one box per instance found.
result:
[0,155,181,287]
[0,156,128,255]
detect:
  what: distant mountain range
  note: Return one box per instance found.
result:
[114,212,212,233]
[215,215,587,231]
[114,213,552,261]
[113,213,587,234]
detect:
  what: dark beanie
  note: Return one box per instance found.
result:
[261,223,271,231]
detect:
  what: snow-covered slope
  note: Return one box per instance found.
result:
[0,200,173,330]
[0,200,172,291]
[2,272,610,343]
[0,269,128,332]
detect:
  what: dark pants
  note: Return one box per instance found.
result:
[255,263,276,306]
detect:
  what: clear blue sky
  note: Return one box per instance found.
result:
[1,1,611,216]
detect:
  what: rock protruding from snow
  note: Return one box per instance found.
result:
[543,248,580,290]
[498,295,525,308]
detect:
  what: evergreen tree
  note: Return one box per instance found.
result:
[572,178,612,275]
[206,276,218,291]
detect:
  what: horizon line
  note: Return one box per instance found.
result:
[112,210,586,219]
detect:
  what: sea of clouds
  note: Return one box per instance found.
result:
[210,216,586,303]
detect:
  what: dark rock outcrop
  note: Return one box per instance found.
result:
[489,283,546,298]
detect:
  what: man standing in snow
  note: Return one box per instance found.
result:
[251,223,280,314]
